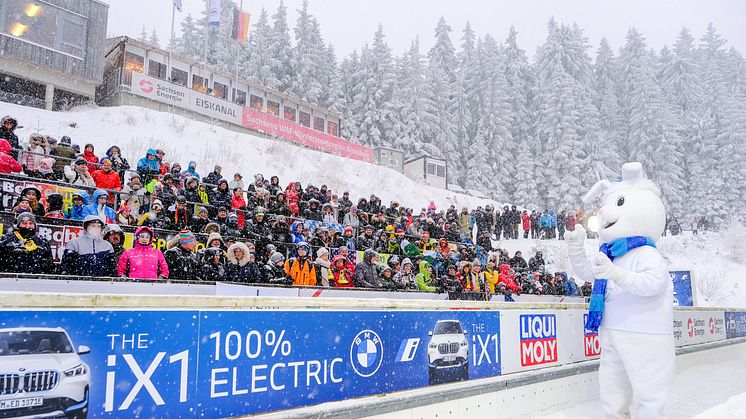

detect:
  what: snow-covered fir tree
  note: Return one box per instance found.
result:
[167,13,745,217]
[245,8,281,89]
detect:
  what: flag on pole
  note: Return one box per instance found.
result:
[173,0,182,12]
[231,7,250,45]
[208,0,221,27]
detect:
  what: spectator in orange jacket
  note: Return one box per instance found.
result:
[284,241,316,286]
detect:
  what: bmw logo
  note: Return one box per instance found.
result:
[350,330,384,377]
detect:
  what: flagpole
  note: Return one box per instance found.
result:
[203,0,209,66]
[234,0,243,82]
[169,2,175,78]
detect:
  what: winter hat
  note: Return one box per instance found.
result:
[82,214,105,228]
[15,212,36,226]
[344,225,354,234]
[316,247,329,258]
[339,245,349,254]
[39,157,55,168]
[151,199,163,210]
[177,230,197,246]
[60,136,71,146]
[117,202,131,213]
[101,158,112,166]
[74,157,87,166]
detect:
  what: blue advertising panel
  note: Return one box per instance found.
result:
[0,309,500,418]
[725,312,746,339]
[669,270,694,306]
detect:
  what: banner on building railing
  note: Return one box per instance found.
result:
[0,309,501,417]
[128,72,374,163]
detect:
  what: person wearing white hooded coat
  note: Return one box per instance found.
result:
[565,162,674,419]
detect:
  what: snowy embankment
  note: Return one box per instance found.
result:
[494,229,746,309]
[0,102,500,211]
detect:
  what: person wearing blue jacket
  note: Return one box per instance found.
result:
[182,160,200,181]
[82,189,116,223]
[137,149,160,182]
[539,210,551,239]
[549,209,558,239]
[65,191,90,221]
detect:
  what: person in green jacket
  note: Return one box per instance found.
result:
[416,260,437,292]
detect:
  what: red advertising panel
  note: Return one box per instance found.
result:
[242,107,374,163]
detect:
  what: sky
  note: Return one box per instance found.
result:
[104,0,746,59]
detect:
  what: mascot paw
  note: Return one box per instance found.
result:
[565,225,587,252]
[591,252,620,281]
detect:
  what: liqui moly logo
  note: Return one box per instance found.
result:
[583,314,601,357]
[519,314,558,367]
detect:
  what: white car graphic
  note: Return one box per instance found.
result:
[427,320,469,384]
[0,327,90,419]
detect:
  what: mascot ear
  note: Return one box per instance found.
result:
[582,179,612,203]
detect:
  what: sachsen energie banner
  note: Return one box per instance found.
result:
[0,310,501,418]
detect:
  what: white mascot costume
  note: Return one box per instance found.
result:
[565,162,674,419]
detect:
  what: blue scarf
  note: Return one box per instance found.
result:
[585,236,657,333]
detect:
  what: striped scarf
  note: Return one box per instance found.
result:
[585,236,657,333]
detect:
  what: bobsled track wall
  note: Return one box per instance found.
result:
[0,292,744,419]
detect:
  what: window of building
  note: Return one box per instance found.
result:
[267,100,280,116]
[122,52,144,85]
[148,60,167,80]
[427,163,436,176]
[171,68,188,86]
[380,150,388,157]
[313,116,325,132]
[233,89,247,105]
[124,52,144,73]
[327,121,339,137]
[436,165,446,177]
[299,111,311,127]
[284,106,296,122]
[249,94,264,111]
[389,159,398,168]
[192,75,208,93]
[213,81,228,99]
[0,0,88,59]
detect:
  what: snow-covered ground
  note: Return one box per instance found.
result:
[0,102,500,211]
[534,341,746,418]
[2,102,744,307]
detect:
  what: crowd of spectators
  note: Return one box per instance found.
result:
[0,114,592,300]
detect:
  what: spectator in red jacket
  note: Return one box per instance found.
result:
[0,139,22,174]
[231,188,247,229]
[521,210,531,239]
[91,159,122,203]
[498,264,522,294]
[81,143,99,174]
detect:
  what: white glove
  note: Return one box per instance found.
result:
[591,252,624,283]
[564,225,587,255]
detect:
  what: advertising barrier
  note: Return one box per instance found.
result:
[0,309,501,418]
[672,310,726,346]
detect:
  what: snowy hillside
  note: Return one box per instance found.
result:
[496,230,746,309]
[0,102,500,211]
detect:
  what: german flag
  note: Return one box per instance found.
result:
[231,7,251,46]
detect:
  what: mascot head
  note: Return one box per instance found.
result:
[583,162,666,243]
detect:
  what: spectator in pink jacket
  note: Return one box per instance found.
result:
[117,226,169,279]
